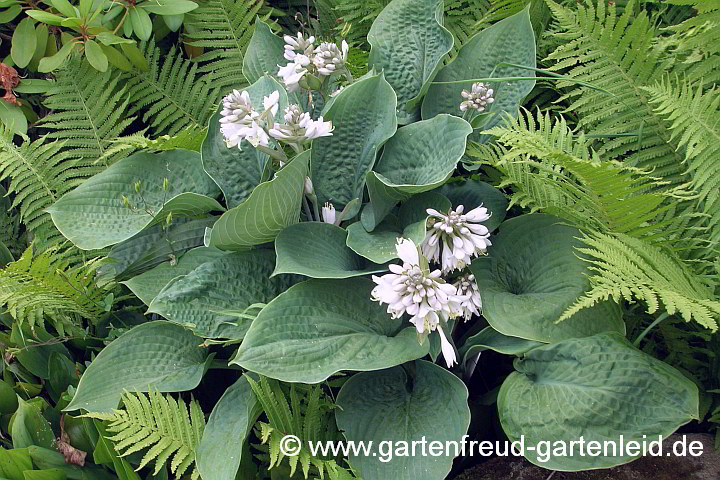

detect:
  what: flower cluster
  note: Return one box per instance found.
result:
[278,32,349,92]
[219,89,332,150]
[372,203,492,367]
[422,205,491,273]
[372,239,465,367]
[459,82,495,112]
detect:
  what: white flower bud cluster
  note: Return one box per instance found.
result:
[460,82,495,112]
[277,32,349,92]
[219,91,332,150]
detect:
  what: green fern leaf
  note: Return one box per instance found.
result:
[85,391,205,480]
[545,0,687,184]
[0,246,105,334]
[642,76,720,247]
[39,56,134,165]
[187,0,265,91]
[562,231,720,331]
[126,40,220,136]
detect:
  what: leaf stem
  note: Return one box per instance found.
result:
[633,312,670,347]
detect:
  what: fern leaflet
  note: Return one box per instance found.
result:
[126,41,220,136]
[86,391,205,480]
[0,246,106,335]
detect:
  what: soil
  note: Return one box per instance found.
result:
[454,434,720,480]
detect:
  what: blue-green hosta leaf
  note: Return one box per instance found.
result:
[122,247,228,305]
[459,326,543,365]
[196,376,261,480]
[273,222,387,278]
[65,321,210,413]
[242,19,286,84]
[421,6,536,138]
[311,73,397,206]
[498,332,700,470]
[97,217,216,283]
[362,114,472,229]
[201,76,288,208]
[347,192,451,264]
[49,150,222,250]
[232,278,428,383]
[367,0,453,123]
[336,360,470,480]
[470,214,625,342]
[148,250,296,339]
[438,179,508,232]
[209,151,310,250]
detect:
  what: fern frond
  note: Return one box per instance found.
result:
[545,0,687,184]
[0,128,88,249]
[0,246,105,334]
[642,76,720,246]
[561,231,719,331]
[39,56,133,165]
[0,185,25,257]
[476,110,679,240]
[86,391,205,480]
[126,41,220,136]
[187,0,265,90]
[97,126,207,164]
[444,0,490,61]
[248,376,355,479]
[664,0,720,85]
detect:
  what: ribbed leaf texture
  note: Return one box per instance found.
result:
[39,56,133,165]
[87,391,205,480]
[187,0,265,91]
[126,41,220,136]
[562,232,719,331]
[545,0,687,184]
[0,128,91,249]
[475,109,681,241]
[0,246,105,335]
[248,376,356,480]
[642,76,720,250]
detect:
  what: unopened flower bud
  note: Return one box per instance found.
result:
[163,177,169,192]
[304,177,314,195]
[134,181,142,193]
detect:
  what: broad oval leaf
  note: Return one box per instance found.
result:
[421,6,536,138]
[242,19,286,84]
[122,247,228,306]
[209,151,310,250]
[84,39,108,72]
[65,321,210,413]
[201,76,288,208]
[498,332,700,470]
[196,376,260,480]
[12,398,54,449]
[273,222,387,278]
[368,0,453,122]
[470,214,625,342]
[49,150,221,250]
[310,73,398,206]
[11,17,37,68]
[148,250,296,339]
[363,114,472,229]
[232,278,429,383]
[336,360,470,480]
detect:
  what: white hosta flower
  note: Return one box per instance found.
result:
[313,40,348,76]
[422,205,492,273]
[460,82,495,112]
[453,273,482,321]
[371,239,464,367]
[277,62,307,92]
[283,32,315,61]
[219,90,279,149]
[268,104,333,142]
[321,202,336,224]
